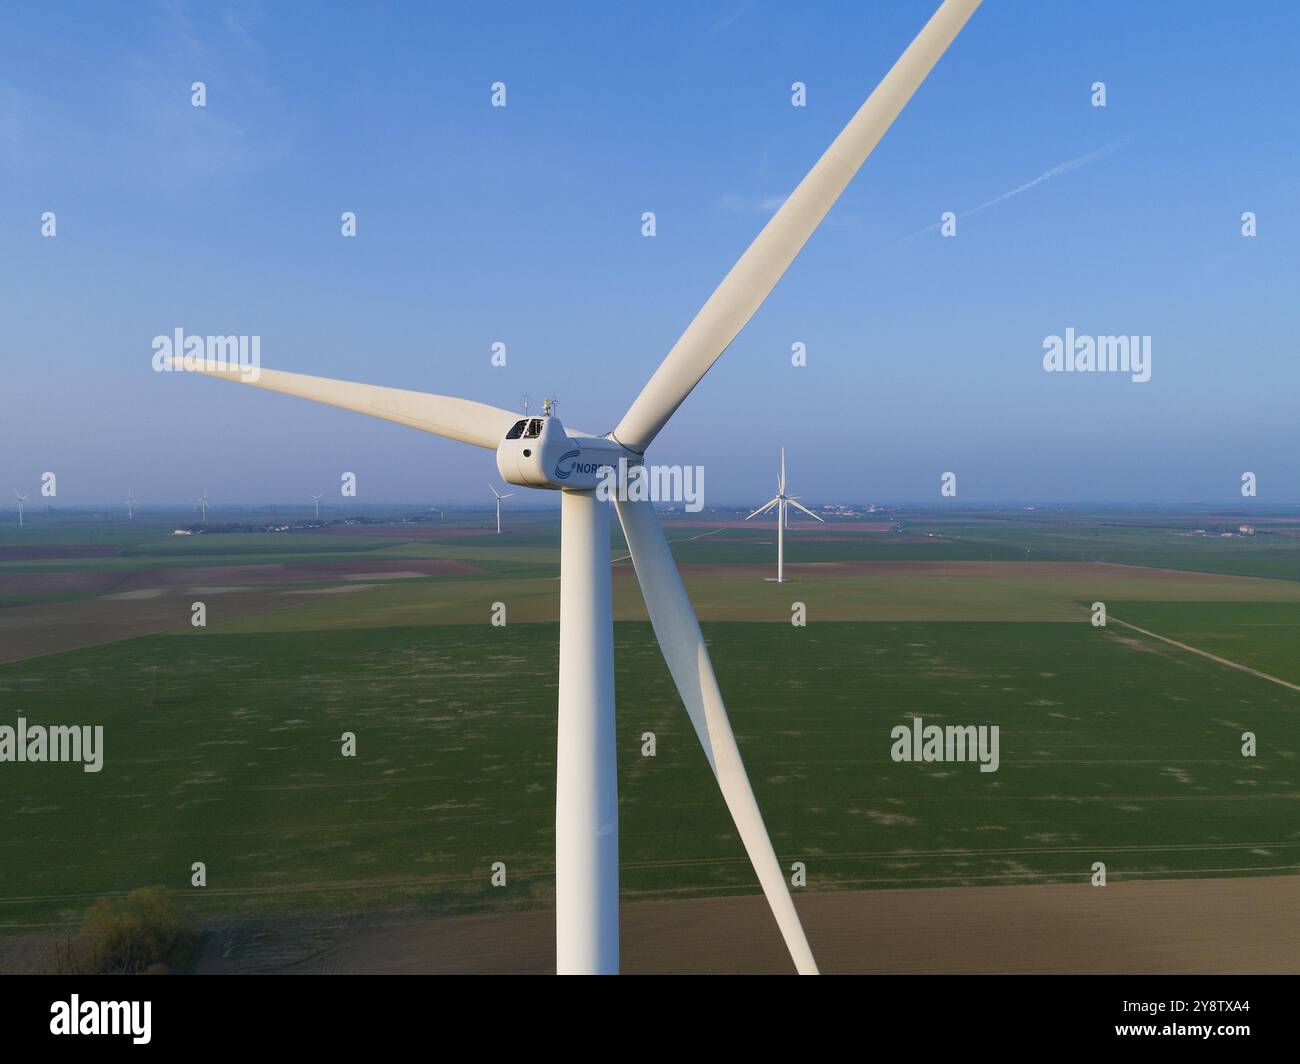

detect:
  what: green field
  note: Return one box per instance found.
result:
[1,509,1298,936]
[2,618,1297,928]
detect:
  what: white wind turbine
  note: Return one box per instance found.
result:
[14,491,27,528]
[168,0,980,975]
[126,490,136,520]
[311,493,322,519]
[488,484,515,534]
[746,449,824,583]
[197,491,209,523]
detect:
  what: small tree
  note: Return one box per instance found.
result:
[79,887,198,974]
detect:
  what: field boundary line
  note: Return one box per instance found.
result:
[1109,615,1300,694]
[613,525,725,565]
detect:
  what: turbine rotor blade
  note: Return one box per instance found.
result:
[612,0,981,453]
[171,361,519,450]
[745,498,780,520]
[787,499,824,522]
[614,497,818,974]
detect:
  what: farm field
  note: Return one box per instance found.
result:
[0,508,1297,972]
[2,618,1298,931]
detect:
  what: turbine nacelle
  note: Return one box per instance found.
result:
[495,415,629,491]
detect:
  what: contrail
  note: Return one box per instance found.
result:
[709,0,755,35]
[965,142,1121,217]
[894,141,1124,245]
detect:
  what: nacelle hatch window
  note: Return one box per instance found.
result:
[506,420,527,440]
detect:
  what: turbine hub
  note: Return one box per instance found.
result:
[495,415,631,491]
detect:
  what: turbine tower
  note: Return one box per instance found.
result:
[488,484,515,535]
[311,493,322,519]
[126,490,136,520]
[197,491,209,523]
[745,449,824,583]
[166,0,979,974]
[14,491,27,528]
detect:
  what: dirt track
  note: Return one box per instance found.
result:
[1110,615,1300,694]
[197,875,1300,975]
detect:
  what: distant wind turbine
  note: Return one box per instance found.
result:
[489,484,516,534]
[126,490,136,520]
[197,491,209,523]
[14,490,27,528]
[311,493,322,519]
[745,449,823,583]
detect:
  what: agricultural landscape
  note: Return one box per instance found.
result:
[2,504,1297,973]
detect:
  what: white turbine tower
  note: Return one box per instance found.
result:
[311,493,322,519]
[167,0,979,974]
[14,491,27,529]
[197,491,209,523]
[488,484,515,535]
[126,490,136,520]
[745,449,824,583]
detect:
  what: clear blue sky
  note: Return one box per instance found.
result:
[3,0,1298,506]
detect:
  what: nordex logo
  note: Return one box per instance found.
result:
[595,457,705,512]
[1042,328,1151,383]
[554,449,604,481]
[151,328,261,382]
[0,717,103,772]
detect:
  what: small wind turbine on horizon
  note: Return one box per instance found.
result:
[746,449,824,583]
[488,484,515,535]
[311,493,322,519]
[14,490,27,528]
[197,491,209,523]
[125,490,136,520]
[164,0,980,975]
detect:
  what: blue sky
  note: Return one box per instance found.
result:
[2,0,1298,507]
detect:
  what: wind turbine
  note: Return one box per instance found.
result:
[488,484,515,535]
[14,491,27,528]
[126,490,136,520]
[745,449,824,583]
[197,491,208,523]
[166,0,980,974]
[311,493,322,519]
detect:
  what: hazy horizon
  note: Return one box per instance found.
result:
[8,498,1300,515]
